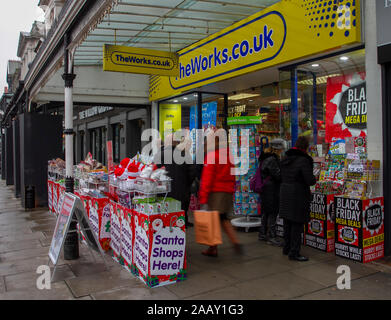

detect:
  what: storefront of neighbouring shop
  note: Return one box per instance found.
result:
[149,0,386,264]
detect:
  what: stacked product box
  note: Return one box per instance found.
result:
[334,196,384,263]
[110,196,187,288]
[75,191,111,251]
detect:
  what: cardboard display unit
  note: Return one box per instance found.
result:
[334,196,384,263]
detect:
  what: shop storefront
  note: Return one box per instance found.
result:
[73,104,150,167]
[148,0,386,262]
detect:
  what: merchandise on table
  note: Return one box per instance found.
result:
[305,137,382,257]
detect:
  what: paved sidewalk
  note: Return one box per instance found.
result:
[0,180,391,300]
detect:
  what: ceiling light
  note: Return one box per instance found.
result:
[339,56,349,61]
[269,98,302,104]
[173,100,178,103]
[183,97,188,100]
[249,100,253,102]
[228,93,260,100]
[311,63,319,67]
[297,73,341,85]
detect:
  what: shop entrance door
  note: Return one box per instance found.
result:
[279,69,318,147]
[128,119,142,158]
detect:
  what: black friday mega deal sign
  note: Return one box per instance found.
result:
[305,193,335,252]
[334,196,384,263]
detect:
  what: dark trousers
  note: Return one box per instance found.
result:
[283,219,303,257]
[259,208,278,239]
[181,199,190,223]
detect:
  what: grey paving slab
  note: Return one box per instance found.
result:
[232,271,326,300]
[186,285,253,300]
[295,273,391,300]
[289,262,366,287]
[0,276,5,294]
[165,269,238,299]
[65,268,140,298]
[0,228,33,237]
[219,256,293,282]
[0,247,50,263]
[92,284,179,300]
[294,286,371,300]
[0,231,45,242]
[0,281,75,300]
[0,239,43,254]
[68,261,120,277]
[30,223,56,232]
[0,256,54,277]
[4,264,75,291]
[39,238,52,247]
[324,257,382,277]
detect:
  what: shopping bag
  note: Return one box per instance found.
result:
[193,210,222,246]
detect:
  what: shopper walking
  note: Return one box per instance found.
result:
[279,136,316,261]
[198,130,242,257]
[257,139,285,246]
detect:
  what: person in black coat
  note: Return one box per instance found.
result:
[279,136,316,261]
[257,141,284,246]
[153,136,197,227]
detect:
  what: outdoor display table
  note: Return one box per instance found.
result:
[75,191,111,252]
[110,198,187,288]
[334,196,384,263]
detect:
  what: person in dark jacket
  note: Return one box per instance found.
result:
[153,134,197,227]
[279,136,316,261]
[257,140,285,246]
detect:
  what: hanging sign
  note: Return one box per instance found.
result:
[103,44,179,76]
[227,116,262,125]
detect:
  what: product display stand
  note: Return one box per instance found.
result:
[231,215,262,232]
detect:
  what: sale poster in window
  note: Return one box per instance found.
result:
[325,72,367,143]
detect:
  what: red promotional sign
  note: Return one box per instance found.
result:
[325,72,367,143]
[107,140,114,172]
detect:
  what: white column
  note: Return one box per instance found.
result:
[365,0,383,194]
[64,86,73,179]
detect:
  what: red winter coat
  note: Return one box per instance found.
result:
[198,147,235,204]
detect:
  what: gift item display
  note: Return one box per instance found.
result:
[230,124,261,217]
[47,158,66,216]
[304,137,384,262]
[47,148,186,287]
[108,153,186,288]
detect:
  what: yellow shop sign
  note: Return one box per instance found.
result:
[103,45,179,76]
[150,0,361,100]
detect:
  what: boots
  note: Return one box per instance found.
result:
[202,245,218,257]
[258,216,267,241]
[266,225,283,247]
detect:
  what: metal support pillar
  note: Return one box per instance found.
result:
[62,33,79,260]
[291,68,298,147]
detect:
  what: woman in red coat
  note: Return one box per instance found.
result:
[198,131,242,257]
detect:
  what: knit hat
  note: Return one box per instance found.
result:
[270,138,286,150]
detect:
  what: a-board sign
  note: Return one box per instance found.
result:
[49,193,76,265]
[49,192,105,266]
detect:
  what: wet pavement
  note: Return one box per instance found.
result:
[0,180,391,300]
